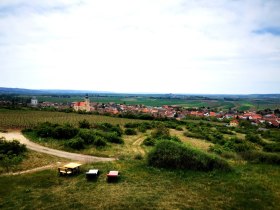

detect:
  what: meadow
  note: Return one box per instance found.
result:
[0,159,279,210]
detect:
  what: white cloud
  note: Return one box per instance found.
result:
[0,0,279,93]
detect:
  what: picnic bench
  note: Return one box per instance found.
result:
[107,170,119,182]
[85,169,99,180]
[58,163,82,176]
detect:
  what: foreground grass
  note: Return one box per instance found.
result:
[0,160,279,210]
[0,150,67,174]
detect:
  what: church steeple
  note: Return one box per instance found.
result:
[85,94,90,108]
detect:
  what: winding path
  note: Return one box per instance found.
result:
[0,131,115,163]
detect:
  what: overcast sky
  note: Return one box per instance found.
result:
[0,0,279,94]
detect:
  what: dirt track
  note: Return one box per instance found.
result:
[0,131,116,163]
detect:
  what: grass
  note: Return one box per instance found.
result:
[0,150,67,174]
[0,160,279,209]
[0,109,144,129]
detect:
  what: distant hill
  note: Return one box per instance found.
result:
[0,87,113,95]
[0,87,279,99]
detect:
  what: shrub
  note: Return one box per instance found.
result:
[134,153,143,160]
[53,124,78,139]
[0,138,27,155]
[0,138,27,172]
[263,143,280,153]
[78,119,91,129]
[245,133,266,146]
[104,132,124,144]
[143,137,156,146]
[239,151,280,165]
[125,128,137,135]
[78,129,95,144]
[151,124,170,139]
[124,122,139,128]
[93,136,107,147]
[64,137,84,150]
[148,141,231,171]
[175,126,183,131]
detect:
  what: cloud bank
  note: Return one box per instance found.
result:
[0,0,279,94]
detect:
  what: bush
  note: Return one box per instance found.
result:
[93,136,107,147]
[246,133,266,146]
[143,137,156,146]
[239,151,280,165]
[124,128,137,135]
[78,119,91,129]
[64,137,84,150]
[134,153,143,160]
[148,141,231,171]
[53,124,78,139]
[263,143,280,153]
[151,124,170,139]
[0,138,27,172]
[0,138,27,155]
[78,129,95,144]
[124,122,139,128]
[104,132,124,144]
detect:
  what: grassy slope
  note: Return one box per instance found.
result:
[0,160,279,210]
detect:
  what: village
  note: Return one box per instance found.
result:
[25,95,280,128]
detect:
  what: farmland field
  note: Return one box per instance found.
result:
[0,109,144,129]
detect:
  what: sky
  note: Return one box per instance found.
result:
[0,0,280,94]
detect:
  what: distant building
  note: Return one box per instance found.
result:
[31,96,38,107]
[73,94,91,112]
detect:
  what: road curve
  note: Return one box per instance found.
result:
[0,131,116,163]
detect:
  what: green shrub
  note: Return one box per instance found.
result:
[246,133,266,146]
[53,124,78,139]
[175,126,183,131]
[239,151,280,165]
[78,129,95,144]
[143,137,156,146]
[64,137,84,150]
[0,138,27,172]
[93,136,107,147]
[124,122,139,128]
[151,124,170,139]
[263,143,280,153]
[0,138,27,155]
[134,153,143,160]
[148,141,231,171]
[124,128,137,135]
[104,132,124,144]
[78,119,91,129]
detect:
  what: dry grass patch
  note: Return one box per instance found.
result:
[170,129,213,151]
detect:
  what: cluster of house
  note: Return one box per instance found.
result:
[72,96,280,128]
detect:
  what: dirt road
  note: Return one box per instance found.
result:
[0,131,115,163]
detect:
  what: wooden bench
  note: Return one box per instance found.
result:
[58,167,72,176]
[86,169,99,180]
[107,171,119,182]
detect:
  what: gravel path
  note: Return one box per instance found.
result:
[0,131,116,163]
